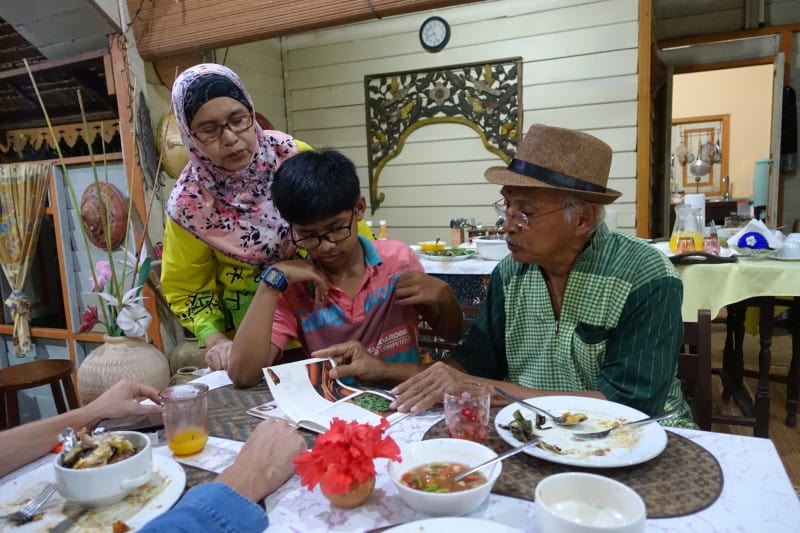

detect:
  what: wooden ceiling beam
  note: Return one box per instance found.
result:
[127,0,478,59]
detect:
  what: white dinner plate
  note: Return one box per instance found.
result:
[768,253,800,261]
[420,252,475,262]
[495,396,668,468]
[0,454,185,532]
[384,517,521,532]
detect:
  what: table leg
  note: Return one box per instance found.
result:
[721,302,746,399]
[785,298,800,427]
[754,299,773,438]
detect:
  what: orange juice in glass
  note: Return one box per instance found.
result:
[160,383,209,456]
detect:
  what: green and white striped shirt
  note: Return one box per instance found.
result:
[453,224,694,427]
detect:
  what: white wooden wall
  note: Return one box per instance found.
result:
[284,0,640,243]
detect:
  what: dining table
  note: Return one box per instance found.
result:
[2,372,800,532]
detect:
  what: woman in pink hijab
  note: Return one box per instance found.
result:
[161,63,310,370]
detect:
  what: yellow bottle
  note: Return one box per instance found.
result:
[377,219,390,240]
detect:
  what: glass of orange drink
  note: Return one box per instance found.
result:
[160,383,209,456]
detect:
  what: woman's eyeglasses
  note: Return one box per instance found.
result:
[191,114,254,143]
[493,199,562,229]
[291,210,355,250]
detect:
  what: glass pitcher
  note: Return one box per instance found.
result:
[669,204,703,253]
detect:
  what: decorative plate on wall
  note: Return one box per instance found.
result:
[80,182,128,250]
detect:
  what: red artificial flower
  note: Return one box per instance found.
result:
[293,418,401,495]
[78,306,99,333]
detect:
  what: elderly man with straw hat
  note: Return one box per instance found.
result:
[391,124,693,426]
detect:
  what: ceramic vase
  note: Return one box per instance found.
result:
[78,335,171,405]
[321,476,375,509]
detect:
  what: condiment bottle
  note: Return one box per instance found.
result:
[365,220,375,239]
[377,219,390,240]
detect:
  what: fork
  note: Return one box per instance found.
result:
[1,482,57,524]
[493,387,584,426]
[571,408,679,440]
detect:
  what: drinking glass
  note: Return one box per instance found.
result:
[443,382,490,443]
[160,383,209,456]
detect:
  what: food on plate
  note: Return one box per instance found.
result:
[497,409,542,441]
[424,248,476,257]
[401,462,487,493]
[60,429,139,469]
[560,412,588,424]
[113,520,132,533]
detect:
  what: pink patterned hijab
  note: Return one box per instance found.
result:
[166,63,298,267]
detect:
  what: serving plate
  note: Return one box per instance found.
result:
[420,253,475,262]
[494,396,668,468]
[383,517,521,532]
[0,454,185,532]
[768,253,800,262]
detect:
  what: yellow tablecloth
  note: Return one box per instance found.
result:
[677,258,800,322]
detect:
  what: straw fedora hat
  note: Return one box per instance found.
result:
[485,124,621,204]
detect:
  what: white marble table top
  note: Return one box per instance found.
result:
[264,413,800,532]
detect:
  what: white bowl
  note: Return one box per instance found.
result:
[776,240,800,259]
[54,431,153,507]
[535,473,645,533]
[388,438,501,516]
[473,237,510,261]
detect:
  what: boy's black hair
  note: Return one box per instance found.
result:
[271,149,360,225]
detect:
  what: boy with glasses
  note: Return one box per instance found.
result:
[227,149,463,388]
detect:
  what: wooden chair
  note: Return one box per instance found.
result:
[678,309,713,430]
[0,359,79,430]
[418,305,479,358]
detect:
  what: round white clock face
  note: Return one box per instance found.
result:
[420,16,450,52]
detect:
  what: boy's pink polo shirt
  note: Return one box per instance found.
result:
[271,237,422,364]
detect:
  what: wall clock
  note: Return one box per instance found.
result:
[419,16,450,53]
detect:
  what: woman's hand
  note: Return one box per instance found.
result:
[204,333,233,370]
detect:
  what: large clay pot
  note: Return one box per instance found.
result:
[78,335,171,405]
[321,476,375,509]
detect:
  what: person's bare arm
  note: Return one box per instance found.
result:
[0,379,162,477]
[317,341,427,386]
[390,361,605,413]
[228,260,330,387]
[217,419,306,501]
[395,272,463,341]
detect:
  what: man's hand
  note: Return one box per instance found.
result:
[390,361,469,413]
[217,419,306,502]
[87,378,162,419]
[205,337,233,371]
[314,341,386,383]
[394,271,448,306]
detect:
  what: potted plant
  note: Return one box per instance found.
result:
[293,418,401,509]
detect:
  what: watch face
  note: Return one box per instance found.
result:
[264,270,282,284]
[420,16,450,52]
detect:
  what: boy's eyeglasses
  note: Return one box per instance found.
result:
[191,113,254,143]
[291,210,355,250]
[493,199,562,229]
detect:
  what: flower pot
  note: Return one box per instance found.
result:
[78,335,171,405]
[321,476,375,509]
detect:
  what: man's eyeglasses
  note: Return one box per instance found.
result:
[291,210,355,250]
[493,199,563,229]
[191,113,254,143]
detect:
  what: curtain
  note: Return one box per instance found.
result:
[0,162,51,356]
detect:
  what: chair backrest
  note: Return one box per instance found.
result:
[677,309,713,430]
[418,305,478,357]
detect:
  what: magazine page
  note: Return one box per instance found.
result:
[262,357,406,433]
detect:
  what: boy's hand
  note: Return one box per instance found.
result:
[275,260,330,303]
[205,338,233,370]
[394,272,447,306]
[314,341,385,382]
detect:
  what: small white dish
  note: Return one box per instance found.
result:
[387,438,501,516]
[535,472,645,533]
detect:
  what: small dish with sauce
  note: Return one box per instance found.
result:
[388,438,500,516]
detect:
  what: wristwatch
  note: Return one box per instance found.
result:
[259,266,288,292]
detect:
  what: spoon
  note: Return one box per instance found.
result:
[493,387,584,427]
[453,439,539,482]
[571,408,679,440]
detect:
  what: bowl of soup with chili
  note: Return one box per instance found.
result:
[388,438,501,516]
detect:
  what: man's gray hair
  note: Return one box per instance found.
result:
[560,193,606,235]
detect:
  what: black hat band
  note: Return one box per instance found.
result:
[507,158,608,194]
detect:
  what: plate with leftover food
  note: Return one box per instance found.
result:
[420,248,476,262]
[494,396,668,468]
[0,453,185,532]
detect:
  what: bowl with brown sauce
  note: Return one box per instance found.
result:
[388,438,501,516]
[54,430,152,507]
